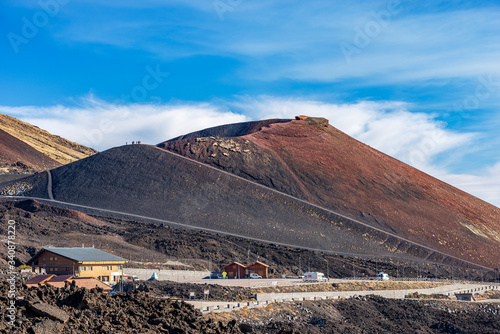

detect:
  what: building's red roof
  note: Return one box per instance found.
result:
[45,281,67,288]
[47,275,73,282]
[248,261,269,268]
[224,262,246,268]
[24,275,111,291]
[70,277,112,290]
[224,261,270,269]
[25,274,55,287]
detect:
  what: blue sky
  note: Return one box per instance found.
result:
[1,0,499,206]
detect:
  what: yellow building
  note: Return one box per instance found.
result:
[29,247,127,284]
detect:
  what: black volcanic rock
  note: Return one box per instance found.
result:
[18,144,450,262]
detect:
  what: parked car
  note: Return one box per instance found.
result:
[249,273,262,279]
[203,272,223,279]
[122,275,139,282]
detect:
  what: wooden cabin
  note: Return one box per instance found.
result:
[223,262,246,279]
[246,261,269,278]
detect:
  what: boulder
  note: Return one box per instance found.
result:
[30,302,70,323]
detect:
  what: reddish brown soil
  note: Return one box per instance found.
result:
[0,129,60,172]
[160,118,500,269]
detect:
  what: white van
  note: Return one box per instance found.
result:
[302,272,327,282]
[249,273,262,279]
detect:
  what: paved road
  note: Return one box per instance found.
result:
[187,282,500,312]
[183,278,303,288]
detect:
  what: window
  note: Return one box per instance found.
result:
[88,266,93,271]
[103,276,109,282]
[42,257,45,262]
[54,267,58,271]
[49,257,53,261]
[81,266,86,271]
[54,257,58,261]
[118,265,122,270]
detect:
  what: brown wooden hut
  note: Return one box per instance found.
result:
[223,262,246,279]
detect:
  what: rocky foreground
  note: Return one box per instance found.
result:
[0,281,241,333]
[215,296,500,333]
[1,280,499,333]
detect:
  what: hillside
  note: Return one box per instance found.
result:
[0,129,60,174]
[3,144,472,267]
[0,113,97,166]
[159,117,500,269]
[5,198,482,280]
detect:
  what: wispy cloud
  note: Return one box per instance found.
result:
[439,162,500,207]
[2,95,498,206]
[0,96,248,150]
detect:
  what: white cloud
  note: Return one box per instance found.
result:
[438,162,500,208]
[2,95,498,207]
[0,97,248,150]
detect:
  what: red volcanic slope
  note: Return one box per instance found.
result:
[160,117,500,268]
[0,129,60,171]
